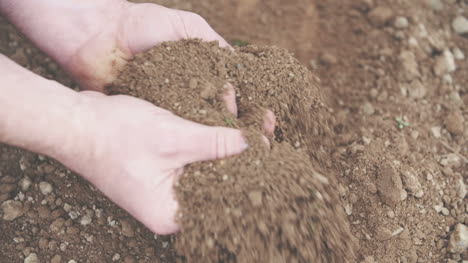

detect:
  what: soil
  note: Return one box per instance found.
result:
[0,0,467,262]
[108,40,356,262]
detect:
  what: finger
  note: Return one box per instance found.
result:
[263,110,276,135]
[177,121,248,164]
[223,83,238,116]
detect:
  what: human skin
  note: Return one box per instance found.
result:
[0,0,275,234]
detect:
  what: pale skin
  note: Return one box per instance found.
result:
[0,0,275,234]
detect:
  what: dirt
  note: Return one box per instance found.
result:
[108,40,356,262]
[0,0,467,262]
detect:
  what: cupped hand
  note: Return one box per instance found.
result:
[65,91,254,234]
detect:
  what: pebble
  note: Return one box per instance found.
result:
[394,16,409,29]
[434,50,456,76]
[24,253,38,263]
[456,178,467,200]
[39,181,53,195]
[19,177,32,192]
[441,207,450,216]
[399,50,419,81]
[1,200,23,221]
[452,47,465,60]
[120,220,134,237]
[112,253,121,261]
[360,102,375,115]
[448,224,468,253]
[425,0,443,11]
[431,126,441,138]
[452,16,468,35]
[368,6,394,27]
[407,81,427,99]
[319,52,338,65]
[377,164,404,206]
[445,111,465,136]
[50,255,61,263]
[80,214,92,226]
[401,171,424,198]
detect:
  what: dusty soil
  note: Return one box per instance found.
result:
[108,40,356,262]
[1,0,467,263]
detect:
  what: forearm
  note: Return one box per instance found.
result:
[0,55,89,161]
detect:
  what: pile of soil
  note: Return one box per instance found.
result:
[108,40,356,262]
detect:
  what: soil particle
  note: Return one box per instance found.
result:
[452,16,468,35]
[401,171,424,198]
[1,200,23,221]
[434,50,456,76]
[445,111,465,136]
[376,163,404,207]
[367,6,394,27]
[448,223,468,254]
[120,219,135,238]
[24,253,39,263]
[38,181,53,195]
[109,40,356,262]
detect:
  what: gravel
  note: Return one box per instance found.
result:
[434,50,456,76]
[368,6,394,27]
[452,16,468,35]
[1,200,23,221]
[24,253,39,263]
[39,181,53,195]
[448,224,468,254]
[394,16,409,29]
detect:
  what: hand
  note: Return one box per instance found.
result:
[1,0,229,92]
[59,91,248,234]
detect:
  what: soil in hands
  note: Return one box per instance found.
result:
[108,40,357,263]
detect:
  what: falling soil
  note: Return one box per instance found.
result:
[107,40,357,262]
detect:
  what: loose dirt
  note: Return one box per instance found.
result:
[108,40,356,262]
[0,0,467,262]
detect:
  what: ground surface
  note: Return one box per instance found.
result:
[1,0,467,262]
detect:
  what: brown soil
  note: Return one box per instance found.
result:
[1,0,467,262]
[108,40,356,262]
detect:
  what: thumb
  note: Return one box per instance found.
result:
[179,122,248,164]
[174,10,232,49]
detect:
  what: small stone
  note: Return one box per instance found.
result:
[441,207,450,216]
[24,253,38,263]
[407,81,427,99]
[376,226,393,241]
[112,253,121,261]
[50,255,61,263]
[248,191,263,207]
[445,111,465,136]
[50,218,66,232]
[63,203,72,212]
[19,177,32,192]
[319,52,338,65]
[424,0,443,11]
[120,220,134,237]
[448,224,468,253]
[401,171,424,198]
[394,16,409,29]
[1,200,23,221]
[431,126,441,138]
[80,214,92,226]
[434,50,456,76]
[387,210,395,219]
[377,164,404,207]
[452,47,465,60]
[360,102,375,115]
[399,51,419,81]
[452,16,468,35]
[39,181,53,195]
[456,178,467,200]
[368,6,394,27]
